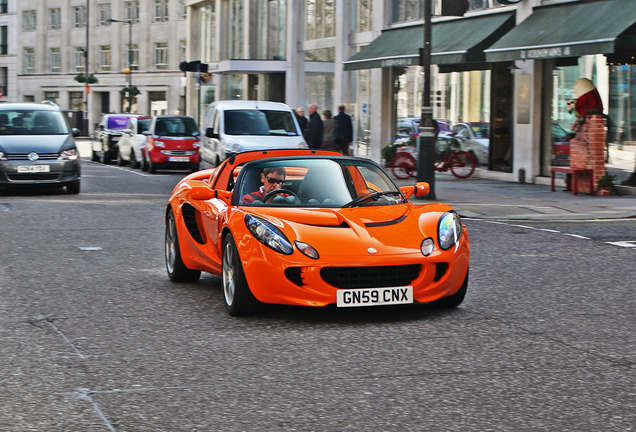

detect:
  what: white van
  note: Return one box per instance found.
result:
[200,100,307,167]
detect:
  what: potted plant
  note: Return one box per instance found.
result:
[596,174,620,196]
[74,73,98,84]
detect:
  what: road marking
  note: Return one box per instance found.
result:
[606,241,636,249]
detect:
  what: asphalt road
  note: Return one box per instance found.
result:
[1,159,634,431]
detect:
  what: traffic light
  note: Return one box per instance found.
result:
[179,60,208,73]
[441,0,469,16]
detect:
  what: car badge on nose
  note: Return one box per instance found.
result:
[28,152,39,161]
[367,247,377,254]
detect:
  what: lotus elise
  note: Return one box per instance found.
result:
[165,149,469,316]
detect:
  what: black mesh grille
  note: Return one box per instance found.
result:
[321,264,421,289]
[7,173,60,181]
[7,153,58,160]
[285,267,305,286]
[433,263,448,282]
[181,203,205,244]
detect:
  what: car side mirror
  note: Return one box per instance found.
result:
[205,127,219,139]
[71,128,81,137]
[189,182,214,200]
[400,182,430,199]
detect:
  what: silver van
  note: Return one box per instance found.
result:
[200,100,307,167]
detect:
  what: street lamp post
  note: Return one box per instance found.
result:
[108,18,133,113]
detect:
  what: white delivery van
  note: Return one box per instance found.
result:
[200,100,308,167]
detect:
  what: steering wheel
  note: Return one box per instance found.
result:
[262,188,298,203]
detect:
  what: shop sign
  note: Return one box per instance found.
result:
[381,58,416,68]
[520,46,572,59]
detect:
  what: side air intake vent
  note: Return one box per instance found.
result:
[181,203,206,244]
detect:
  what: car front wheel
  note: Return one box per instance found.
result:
[165,208,201,283]
[222,233,259,316]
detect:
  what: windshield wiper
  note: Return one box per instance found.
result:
[342,191,403,208]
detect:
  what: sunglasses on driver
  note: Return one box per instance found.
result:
[266,176,285,185]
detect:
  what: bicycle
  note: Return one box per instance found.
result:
[390,144,476,179]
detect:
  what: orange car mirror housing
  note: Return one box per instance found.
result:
[400,182,430,199]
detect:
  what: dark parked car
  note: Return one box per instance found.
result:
[91,114,142,164]
[0,102,81,194]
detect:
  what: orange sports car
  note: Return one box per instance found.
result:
[165,149,469,316]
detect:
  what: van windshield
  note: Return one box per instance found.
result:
[224,110,298,136]
[0,110,70,135]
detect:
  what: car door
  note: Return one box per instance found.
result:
[200,107,218,167]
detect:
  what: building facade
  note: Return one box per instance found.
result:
[0,0,18,102]
[187,0,636,183]
[13,0,188,134]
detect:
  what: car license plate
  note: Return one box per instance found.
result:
[169,156,190,162]
[17,165,50,173]
[336,286,413,307]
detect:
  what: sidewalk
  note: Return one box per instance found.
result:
[392,170,636,221]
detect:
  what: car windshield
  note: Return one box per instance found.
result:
[237,158,403,208]
[224,110,298,136]
[154,117,199,137]
[138,118,151,134]
[107,116,135,130]
[0,109,70,135]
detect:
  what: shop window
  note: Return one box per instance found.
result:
[44,92,59,106]
[70,92,84,111]
[149,91,167,116]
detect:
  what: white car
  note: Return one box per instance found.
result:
[200,100,307,168]
[116,116,152,168]
[452,122,490,166]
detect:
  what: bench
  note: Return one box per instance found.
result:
[550,166,594,196]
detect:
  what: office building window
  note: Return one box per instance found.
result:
[227,0,243,58]
[179,0,187,19]
[305,0,335,40]
[73,47,85,72]
[0,0,8,14]
[154,0,169,22]
[391,0,421,23]
[0,67,7,97]
[49,8,61,30]
[23,48,35,73]
[154,42,168,69]
[130,44,139,71]
[0,26,7,55]
[70,92,84,111]
[100,45,112,71]
[49,48,61,72]
[125,1,140,24]
[44,92,59,105]
[22,10,36,31]
[73,5,86,28]
[179,40,186,63]
[98,3,112,26]
[353,0,372,33]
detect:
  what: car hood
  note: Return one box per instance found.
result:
[228,135,306,150]
[248,203,453,256]
[0,135,73,153]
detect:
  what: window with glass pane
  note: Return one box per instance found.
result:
[227,0,243,59]
[253,0,285,60]
[100,45,112,71]
[0,67,7,97]
[305,0,335,40]
[154,42,168,69]
[0,26,6,55]
[70,92,84,111]
[353,0,372,33]
[392,0,422,23]
[44,92,59,105]
[154,0,169,22]
[0,0,7,14]
[126,1,140,23]
[130,44,139,70]
[196,3,215,62]
[23,48,35,73]
[98,4,111,26]
[179,0,187,19]
[73,47,85,72]
[73,6,86,28]
[22,10,36,32]
[49,8,61,30]
[49,48,61,72]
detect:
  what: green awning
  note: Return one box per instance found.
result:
[485,0,636,62]
[343,12,515,71]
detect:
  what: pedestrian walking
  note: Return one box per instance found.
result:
[321,110,338,151]
[304,103,323,149]
[334,104,353,155]
[295,107,308,131]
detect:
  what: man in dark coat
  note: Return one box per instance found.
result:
[334,104,353,155]
[295,107,308,131]
[305,103,323,149]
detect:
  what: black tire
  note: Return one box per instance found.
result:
[66,180,80,194]
[222,233,259,316]
[100,147,111,164]
[190,163,200,173]
[141,153,149,171]
[165,208,201,282]
[430,268,468,308]
[148,157,156,174]
[116,151,126,166]
[91,150,100,162]
[130,150,140,169]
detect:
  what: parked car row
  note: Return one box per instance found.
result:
[91,114,201,173]
[396,117,490,165]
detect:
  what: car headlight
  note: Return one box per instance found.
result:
[58,148,79,160]
[192,141,201,148]
[0,151,7,161]
[155,141,165,147]
[438,211,462,250]
[245,214,293,255]
[295,241,319,259]
[228,142,243,154]
[420,237,435,256]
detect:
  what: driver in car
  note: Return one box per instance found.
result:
[241,167,288,204]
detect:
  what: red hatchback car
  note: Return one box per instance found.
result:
[142,115,201,173]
